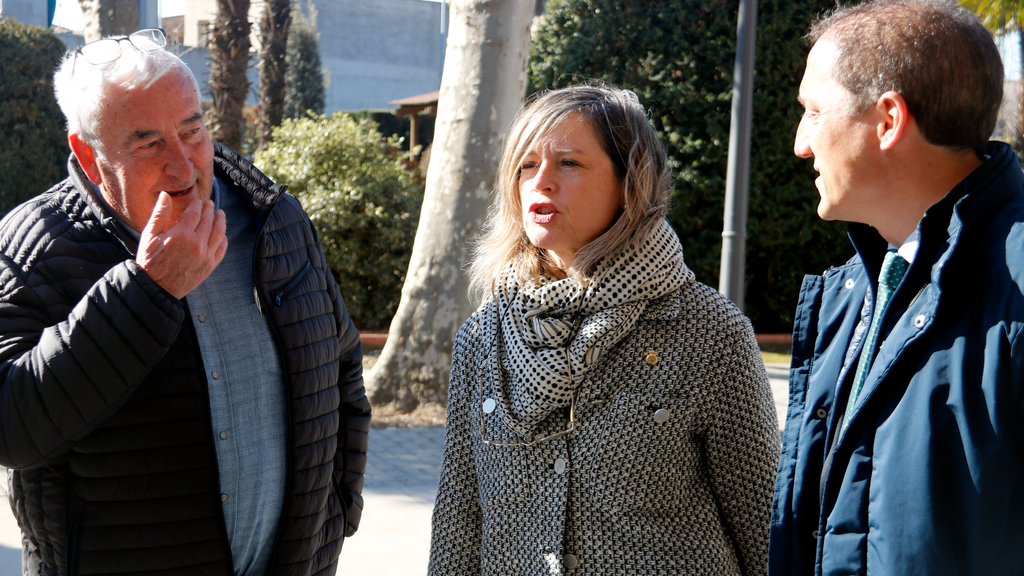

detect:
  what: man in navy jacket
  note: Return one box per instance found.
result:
[770,1,1024,574]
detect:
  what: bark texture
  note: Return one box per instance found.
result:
[257,0,290,152]
[205,0,251,153]
[365,0,536,410]
[77,0,138,43]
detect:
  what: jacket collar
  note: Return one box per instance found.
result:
[212,143,288,207]
[848,141,1024,288]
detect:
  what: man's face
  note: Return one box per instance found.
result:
[795,39,884,223]
[87,70,214,232]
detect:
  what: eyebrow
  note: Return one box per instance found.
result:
[125,113,204,146]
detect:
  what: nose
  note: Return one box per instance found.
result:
[794,116,812,158]
[530,158,557,193]
[164,140,194,183]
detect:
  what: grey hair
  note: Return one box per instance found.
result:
[468,83,672,301]
[53,38,200,155]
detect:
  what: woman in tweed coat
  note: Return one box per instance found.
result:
[428,84,781,576]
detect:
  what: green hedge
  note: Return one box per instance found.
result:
[254,112,423,330]
[529,0,854,333]
[0,19,69,216]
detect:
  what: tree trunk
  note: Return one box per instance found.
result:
[256,0,290,152]
[1015,25,1024,158]
[77,0,138,43]
[205,0,251,153]
[365,0,537,410]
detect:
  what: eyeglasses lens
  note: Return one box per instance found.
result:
[79,38,123,65]
[77,29,167,66]
[130,29,167,50]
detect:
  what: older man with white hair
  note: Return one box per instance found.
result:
[0,29,370,576]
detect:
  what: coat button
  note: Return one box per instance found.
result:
[914,314,927,328]
[812,529,819,539]
[482,398,496,414]
[816,408,828,419]
[221,494,229,502]
[212,371,219,379]
[845,279,855,289]
[219,431,227,440]
[197,314,206,323]
[554,458,566,474]
[645,351,658,365]
[563,553,578,569]
[653,408,672,424]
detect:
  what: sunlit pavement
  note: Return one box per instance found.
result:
[0,362,791,575]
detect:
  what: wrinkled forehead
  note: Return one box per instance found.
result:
[96,69,202,148]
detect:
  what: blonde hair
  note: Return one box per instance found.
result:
[469,83,672,300]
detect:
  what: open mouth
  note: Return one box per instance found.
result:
[165,185,193,198]
[529,202,556,224]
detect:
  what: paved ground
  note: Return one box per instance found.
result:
[0,364,790,575]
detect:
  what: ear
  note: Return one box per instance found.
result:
[875,90,911,151]
[68,134,102,185]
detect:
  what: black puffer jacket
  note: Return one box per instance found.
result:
[1,145,371,576]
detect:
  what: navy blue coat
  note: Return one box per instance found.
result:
[770,142,1024,576]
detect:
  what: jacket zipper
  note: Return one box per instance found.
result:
[274,261,312,306]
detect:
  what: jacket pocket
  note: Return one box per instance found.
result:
[273,261,313,306]
[578,393,698,515]
[472,413,532,511]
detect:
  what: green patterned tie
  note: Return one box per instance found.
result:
[841,249,909,433]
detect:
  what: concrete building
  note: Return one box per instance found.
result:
[4,0,445,113]
[180,0,447,111]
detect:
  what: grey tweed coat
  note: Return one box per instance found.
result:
[429,275,781,576]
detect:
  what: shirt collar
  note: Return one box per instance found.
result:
[888,228,920,264]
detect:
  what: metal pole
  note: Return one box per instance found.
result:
[719,0,758,312]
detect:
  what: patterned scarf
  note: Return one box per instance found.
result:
[491,220,693,439]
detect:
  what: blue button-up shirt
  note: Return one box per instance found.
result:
[93,178,287,575]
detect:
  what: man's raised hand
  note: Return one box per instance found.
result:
[136,192,228,299]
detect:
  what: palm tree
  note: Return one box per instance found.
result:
[256,0,291,152]
[961,0,1024,153]
[206,0,251,153]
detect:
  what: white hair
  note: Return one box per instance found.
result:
[53,39,200,155]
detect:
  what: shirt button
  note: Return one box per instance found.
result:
[221,494,229,502]
[845,278,855,289]
[816,408,828,419]
[563,553,579,570]
[554,458,566,474]
[197,314,206,323]
[653,408,672,424]
[212,371,219,379]
[914,314,927,328]
[219,431,227,440]
[482,398,496,414]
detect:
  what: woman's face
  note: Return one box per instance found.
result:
[519,113,623,269]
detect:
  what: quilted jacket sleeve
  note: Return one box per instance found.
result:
[427,316,483,575]
[703,313,781,576]
[326,255,371,538]
[0,256,185,470]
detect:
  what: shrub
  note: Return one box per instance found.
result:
[529,0,853,333]
[0,19,69,216]
[254,112,423,330]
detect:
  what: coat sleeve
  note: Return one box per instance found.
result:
[325,249,371,538]
[427,317,483,575]
[0,257,185,469]
[703,313,781,576]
